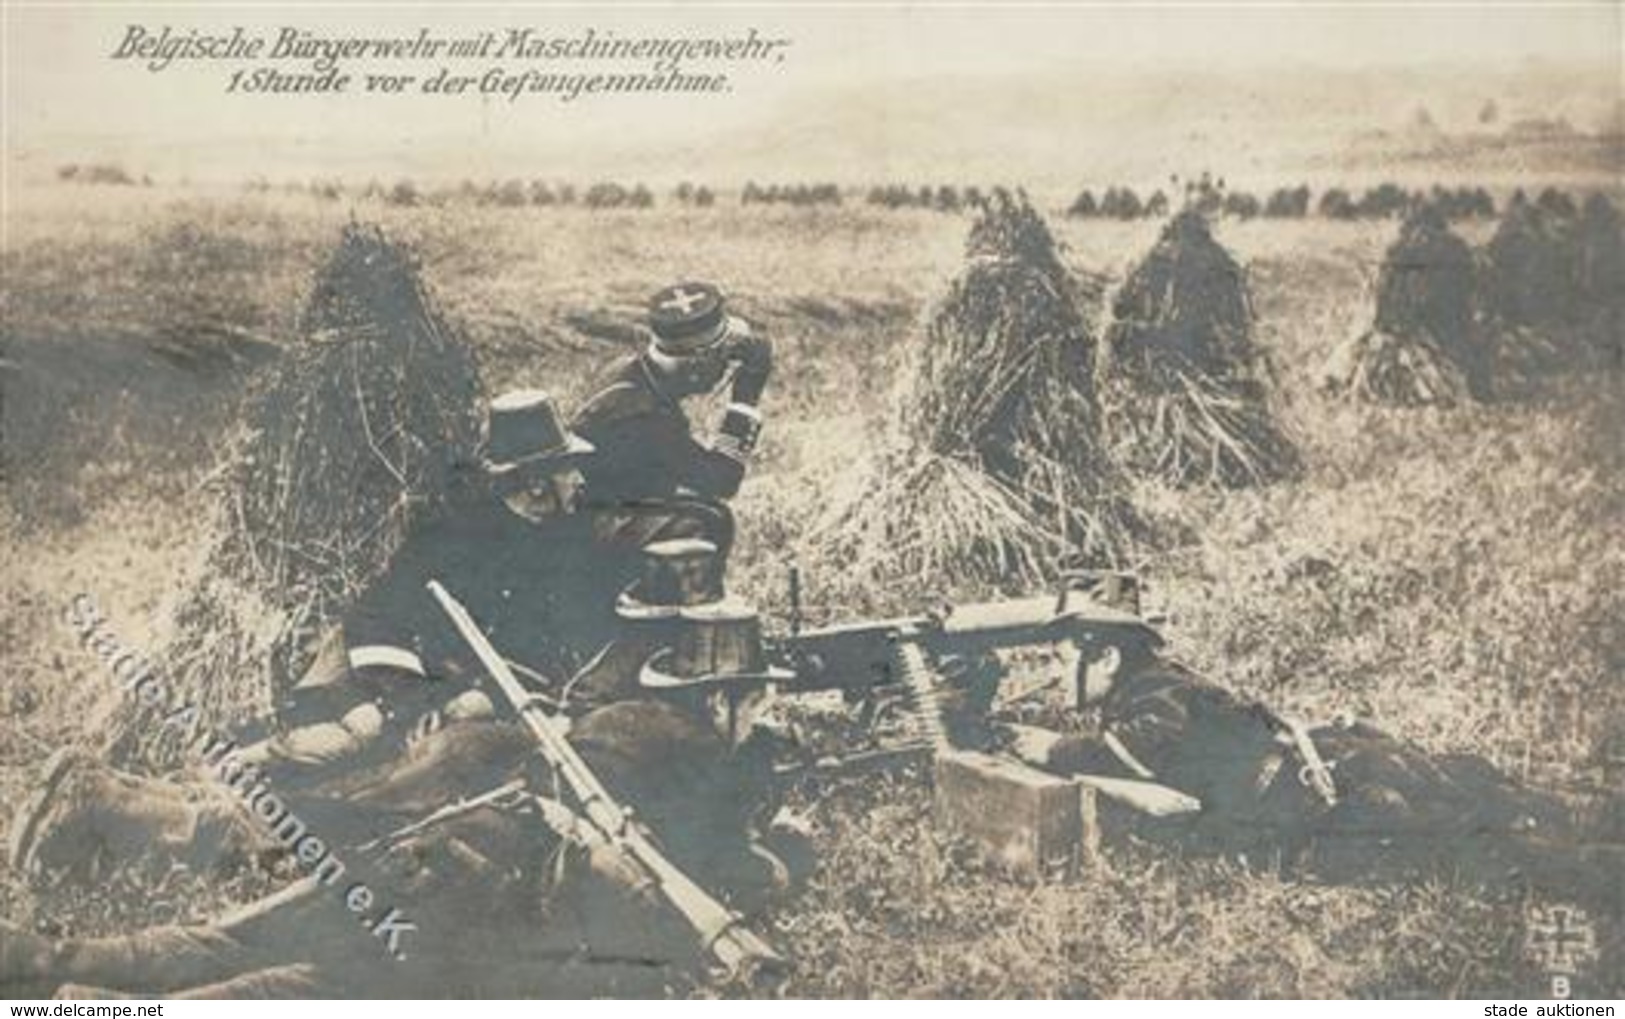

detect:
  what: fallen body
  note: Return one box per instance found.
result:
[3,701,789,998]
[1003,629,1624,913]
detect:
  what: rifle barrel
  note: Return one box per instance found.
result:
[425,580,785,982]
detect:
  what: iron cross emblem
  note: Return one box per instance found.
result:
[1525,905,1598,974]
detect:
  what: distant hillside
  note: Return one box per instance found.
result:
[1337,108,1622,178]
[9,60,1619,191]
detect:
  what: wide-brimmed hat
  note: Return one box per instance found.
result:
[646,281,745,356]
[616,537,727,620]
[483,389,593,475]
[639,602,794,690]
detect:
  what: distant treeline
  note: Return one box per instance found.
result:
[1068,181,1499,222]
[55,163,152,187]
[50,163,1593,226]
[865,185,984,211]
[743,182,842,206]
[242,177,717,209]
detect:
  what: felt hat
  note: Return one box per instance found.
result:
[639,602,793,690]
[616,538,727,621]
[483,389,592,475]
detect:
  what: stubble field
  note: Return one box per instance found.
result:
[1,181,1620,998]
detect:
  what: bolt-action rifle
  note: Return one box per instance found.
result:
[427,579,786,986]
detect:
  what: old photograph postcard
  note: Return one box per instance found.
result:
[1,0,1621,1001]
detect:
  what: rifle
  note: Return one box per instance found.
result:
[427,580,786,986]
[356,778,529,855]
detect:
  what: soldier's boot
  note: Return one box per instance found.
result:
[1,920,255,995]
[8,748,272,883]
[7,748,83,873]
[56,964,322,1000]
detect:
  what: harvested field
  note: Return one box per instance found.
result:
[2,182,1622,998]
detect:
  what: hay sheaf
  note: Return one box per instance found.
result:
[1107,211,1255,376]
[908,255,1098,469]
[1102,211,1298,487]
[1324,209,1479,407]
[109,225,484,766]
[811,193,1133,594]
[1571,194,1625,369]
[1474,194,1606,393]
[813,451,1066,600]
[1322,329,1469,408]
[1481,195,1577,333]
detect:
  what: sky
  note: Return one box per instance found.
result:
[4,3,1620,183]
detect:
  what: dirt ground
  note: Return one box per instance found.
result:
[2,181,1621,998]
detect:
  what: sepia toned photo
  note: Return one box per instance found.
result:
[1,1,1621,1001]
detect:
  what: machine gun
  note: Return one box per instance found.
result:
[427,579,786,987]
[768,570,1196,817]
[773,572,1160,734]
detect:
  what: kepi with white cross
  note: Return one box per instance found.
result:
[647,281,743,356]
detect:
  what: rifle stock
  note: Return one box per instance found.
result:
[427,580,786,986]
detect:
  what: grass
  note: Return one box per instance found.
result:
[1,180,1621,997]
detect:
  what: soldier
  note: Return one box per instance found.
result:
[565,535,728,708]
[571,281,774,563]
[562,537,811,900]
[1008,627,1625,911]
[3,618,805,997]
[297,387,626,729]
[10,390,630,882]
[0,716,732,998]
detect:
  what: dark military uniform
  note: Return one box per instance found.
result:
[338,495,626,687]
[1042,659,1623,908]
[274,492,632,766]
[3,706,782,999]
[1044,660,1294,848]
[10,491,635,885]
[570,355,742,559]
[4,795,677,998]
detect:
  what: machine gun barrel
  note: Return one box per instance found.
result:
[775,592,1159,695]
[426,579,786,986]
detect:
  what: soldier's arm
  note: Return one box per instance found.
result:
[591,409,745,499]
[725,325,774,409]
[576,369,745,499]
[715,326,773,466]
[341,537,440,669]
[1099,687,1194,779]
